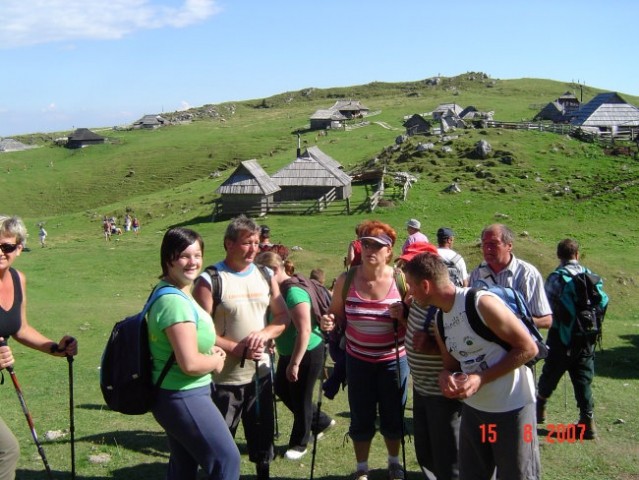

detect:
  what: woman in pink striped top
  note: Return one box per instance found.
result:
[321,220,408,480]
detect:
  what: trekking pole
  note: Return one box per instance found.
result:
[310,340,329,480]
[269,351,279,439]
[392,320,407,478]
[0,341,54,480]
[66,340,76,480]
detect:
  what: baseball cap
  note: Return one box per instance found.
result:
[437,227,455,241]
[406,219,421,230]
[399,242,439,262]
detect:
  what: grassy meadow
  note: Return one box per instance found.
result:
[1,74,638,479]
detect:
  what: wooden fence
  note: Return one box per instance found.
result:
[484,121,638,144]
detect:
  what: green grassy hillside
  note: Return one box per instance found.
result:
[0,74,638,479]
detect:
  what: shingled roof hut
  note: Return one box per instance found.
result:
[214,160,281,218]
[570,92,639,133]
[271,146,352,201]
[66,128,106,149]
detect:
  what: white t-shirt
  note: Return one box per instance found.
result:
[441,288,536,413]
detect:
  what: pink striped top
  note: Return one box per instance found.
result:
[344,277,406,363]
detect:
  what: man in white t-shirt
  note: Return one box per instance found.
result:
[436,227,468,287]
[403,252,540,480]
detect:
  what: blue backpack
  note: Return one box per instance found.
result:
[100,286,197,415]
[437,286,549,367]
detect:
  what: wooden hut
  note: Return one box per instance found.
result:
[132,114,170,129]
[271,146,352,201]
[570,92,639,134]
[215,160,280,217]
[309,109,347,130]
[66,128,105,149]
[403,114,432,136]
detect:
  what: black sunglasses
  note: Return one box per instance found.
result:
[0,243,19,254]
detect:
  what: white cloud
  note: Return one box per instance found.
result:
[0,0,220,48]
[42,103,57,112]
[178,100,192,111]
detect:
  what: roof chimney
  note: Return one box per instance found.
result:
[296,133,301,158]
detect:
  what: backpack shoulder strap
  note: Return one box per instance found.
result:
[394,267,408,300]
[465,288,511,351]
[436,308,445,342]
[144,285,198,322]
[342,266,358,302]
[203,264,222,308]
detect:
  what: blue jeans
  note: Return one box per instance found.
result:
[346,353,408,441]
[153,385,240,480]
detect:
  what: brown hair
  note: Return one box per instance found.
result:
[403,252,450,287]
[557,238,579,261]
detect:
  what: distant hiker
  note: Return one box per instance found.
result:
[193,215,290,480]
[344,223,363,269]
[536,239,609,440]
[0,215,78,480]
[38,224,47,247]
[402,219,429,254]
[123,213,132,232]
[103,217,111,241]
[258,224,290,260]
[468,224,552,329]
[132,217,140,236]
[436,227,468,287]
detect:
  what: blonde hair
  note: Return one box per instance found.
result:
[255,251,283,271]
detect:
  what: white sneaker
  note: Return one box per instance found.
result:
[313,418,336,440]
[284,446,307,460]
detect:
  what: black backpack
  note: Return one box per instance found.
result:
[554,267,609,348]
[280,274,332,322]
[437,287,549,368]
[100,286,196,415]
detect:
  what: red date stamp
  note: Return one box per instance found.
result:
[542,423,585,443]
[480,423,585,444]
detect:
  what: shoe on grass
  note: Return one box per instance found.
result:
[352,470,368,480]
[388,463,405,480]
[284,446,307,460]
[313,418,336,440]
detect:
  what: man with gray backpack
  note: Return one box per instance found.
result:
[436,227,468,287]
[536,239,609,440]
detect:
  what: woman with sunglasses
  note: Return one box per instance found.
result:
[0,215,78,479]
[321,220,409,480]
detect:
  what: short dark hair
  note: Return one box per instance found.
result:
[403,252,449,287]
[557,238,579,261]
[160,227,204,277]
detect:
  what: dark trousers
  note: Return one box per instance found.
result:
[153,386,241,480]
[212,374,275,464]
[275,344,333,448]
[537,330,595,414]
[413,390,462,480]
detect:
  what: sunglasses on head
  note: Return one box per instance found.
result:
[0,243,19,254]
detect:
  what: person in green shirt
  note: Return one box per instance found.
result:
[255,251,335,461]
[148,227,240,480]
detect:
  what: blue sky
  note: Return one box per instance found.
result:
[1,0,637,137]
